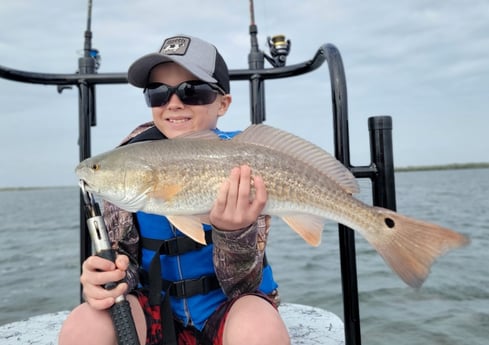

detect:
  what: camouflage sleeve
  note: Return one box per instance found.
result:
[119,121,155,145]
[212,215,271,299]
[103,201,140,292]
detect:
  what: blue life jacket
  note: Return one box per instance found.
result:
[133,128,278,330]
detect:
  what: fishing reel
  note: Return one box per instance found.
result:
[266,34,291,67]
[90,48,101,70]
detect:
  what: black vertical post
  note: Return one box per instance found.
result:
[323,44,362,345]
[77,0,97,302]
[78,84,92,302]
[368,116,397,211]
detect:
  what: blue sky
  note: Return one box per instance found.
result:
[0,0,488,187]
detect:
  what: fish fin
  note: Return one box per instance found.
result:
[166,215,207,244]
[364,207,470,288]
[234,125,359,194]
[149,183,183,201]
[281,214,326,246]
[197,214,211,225]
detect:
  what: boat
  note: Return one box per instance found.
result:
[0,1,399,344]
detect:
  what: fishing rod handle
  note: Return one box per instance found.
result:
[86,215,120,290]
[109,299,141,345]
[86,215,112,253]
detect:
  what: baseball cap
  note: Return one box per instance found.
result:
[128,35,230,93]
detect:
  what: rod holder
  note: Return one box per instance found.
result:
[368,116,397,211]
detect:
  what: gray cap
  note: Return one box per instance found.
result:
[128,35,230,93]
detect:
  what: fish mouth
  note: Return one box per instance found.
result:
[78,179,100,194]
[78,179,97,195]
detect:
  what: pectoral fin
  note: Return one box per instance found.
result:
[197,214,211,225]
[281,214,326,246]
[166,215,207,244]
[149,183,183,201]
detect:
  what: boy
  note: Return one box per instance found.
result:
[59,35,290,345]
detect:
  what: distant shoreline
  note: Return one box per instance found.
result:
[0,186,75,192]
[395,162,489,172]
[1,163,488,190]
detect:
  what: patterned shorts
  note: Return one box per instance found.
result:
[132,289,276,345]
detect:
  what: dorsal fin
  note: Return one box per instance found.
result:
[233,124,359,194]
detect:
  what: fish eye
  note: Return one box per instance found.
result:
[91,163,100,171]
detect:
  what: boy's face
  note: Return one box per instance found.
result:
[148,62,232,138]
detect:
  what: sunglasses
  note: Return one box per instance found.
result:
[144,81,224,107]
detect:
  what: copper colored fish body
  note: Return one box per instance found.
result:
[76,124,469,288]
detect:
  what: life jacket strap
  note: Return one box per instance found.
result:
[141,231,213,256]
[163,275,221,298]
[140,269,221,298]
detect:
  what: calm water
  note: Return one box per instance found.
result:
[1,169,488,344]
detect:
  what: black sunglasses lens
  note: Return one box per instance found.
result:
[145,82,219,107]
[145,84,171,107]
[178,83,218,105]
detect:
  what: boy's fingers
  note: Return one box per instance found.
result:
[226,166,241,207]
[237,165,252,206]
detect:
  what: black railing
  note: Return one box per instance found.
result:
[1,42,396,345]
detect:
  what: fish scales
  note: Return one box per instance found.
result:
[147,138,355,222]
[76,124,469,288]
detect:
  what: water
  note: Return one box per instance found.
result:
[1,169,488,344]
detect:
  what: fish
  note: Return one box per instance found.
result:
[76,124,469,288]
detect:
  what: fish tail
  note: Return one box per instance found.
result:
[367,207,469,288]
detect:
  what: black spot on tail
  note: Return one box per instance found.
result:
[384,217,395,228]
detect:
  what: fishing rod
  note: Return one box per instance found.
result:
[79,181,141,345]
[247,0,290,124]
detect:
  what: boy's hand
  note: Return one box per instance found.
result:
[80,253,129,310]
[209,165,267,231]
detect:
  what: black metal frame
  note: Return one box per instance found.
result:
[1,39,396,345]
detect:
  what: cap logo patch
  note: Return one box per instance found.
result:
[160,37,190,56]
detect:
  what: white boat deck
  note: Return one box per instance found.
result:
[0,303,344,345]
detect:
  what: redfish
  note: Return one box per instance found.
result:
[76,124,469,288]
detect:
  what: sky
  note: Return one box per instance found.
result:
[0,0,488,188]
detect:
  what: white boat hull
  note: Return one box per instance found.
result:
[0,304,344,344]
